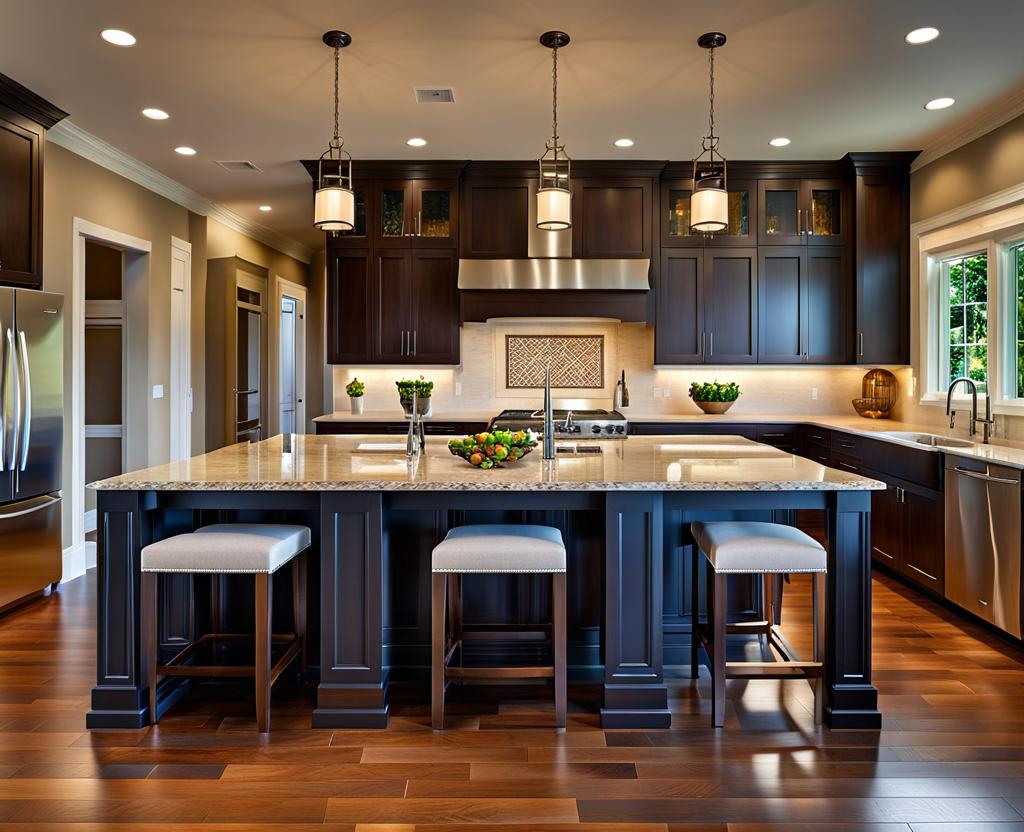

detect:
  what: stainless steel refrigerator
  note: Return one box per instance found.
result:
[0,288,63,613]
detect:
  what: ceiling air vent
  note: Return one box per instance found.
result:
[215,160,262,173]
[414,87,455,104]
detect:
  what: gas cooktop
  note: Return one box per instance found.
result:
[489,408,628,439]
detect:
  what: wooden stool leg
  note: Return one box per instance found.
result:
[813,571,826,724]
[447,574,462,680]
[431,573,446,730]
[711,570,727,728]
[255,573,272,733]
[761,573,775,659]
[552,572,567,729]
[292,553,308,680]
[690,548,700,679]
[141,572,159,725]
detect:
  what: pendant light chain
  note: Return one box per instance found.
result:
[332,44,342,151]
[551,43,559,148]
[705,45,717,152]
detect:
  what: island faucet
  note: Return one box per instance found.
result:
[945,376,994,443]
[406,390,426,457]
[543,366,555,460]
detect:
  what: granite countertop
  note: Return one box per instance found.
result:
[625,411,1024,470]
[89,434,884,493]
[313,410,495,423]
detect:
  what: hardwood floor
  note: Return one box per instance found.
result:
[1,568,1023,830]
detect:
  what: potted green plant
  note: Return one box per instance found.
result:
[345,377,365,414]
[396,377,433,417]
[689,380,741,415]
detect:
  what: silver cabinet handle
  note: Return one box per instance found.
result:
[906,564,939,582]
[797,208,802,236]
[18,330,30,471]
[708,331,713,358]
[417,210,422,236]
[953,466,1019,485]
[412,329,417,356]
[978,598,990,607]
[858,332,864,357]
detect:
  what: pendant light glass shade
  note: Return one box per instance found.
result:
[689,33,730,236]
[314,181,355,232]
[536,31,572,231]
[314,30,355,235]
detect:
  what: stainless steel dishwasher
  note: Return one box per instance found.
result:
[944,457,1022,638]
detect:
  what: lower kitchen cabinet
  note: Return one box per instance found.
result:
[869,477,944,594]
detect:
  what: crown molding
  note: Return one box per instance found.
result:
[911,83,1024,174]
[47,120,312,264]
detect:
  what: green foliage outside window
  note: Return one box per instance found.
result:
[946,253,988,393]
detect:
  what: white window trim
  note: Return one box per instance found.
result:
[913,184,1024,415]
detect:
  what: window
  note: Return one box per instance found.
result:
[943,252,989,392]
[1014,244,1024,397]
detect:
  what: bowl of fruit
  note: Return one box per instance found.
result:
[447,429,538,469]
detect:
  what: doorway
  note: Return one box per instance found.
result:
[272,277,306,436]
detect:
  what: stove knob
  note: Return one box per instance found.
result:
[604,425,615,433]
[615,425,625,434]
[591,425,602,434]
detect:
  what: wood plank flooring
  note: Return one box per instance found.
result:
[0,568,1023,830]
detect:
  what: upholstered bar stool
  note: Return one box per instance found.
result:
[690,521,826,728]
[431,524,567,730]
[141,523,310,733]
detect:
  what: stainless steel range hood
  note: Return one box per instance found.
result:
[457,180,650,293]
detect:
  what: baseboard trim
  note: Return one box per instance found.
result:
[62,542,87,583]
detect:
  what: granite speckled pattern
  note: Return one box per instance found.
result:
[89,434,884,493]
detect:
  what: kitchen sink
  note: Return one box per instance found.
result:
[877,431,974,449]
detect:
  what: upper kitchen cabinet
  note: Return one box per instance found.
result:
[656,249,705,363]
[326,248,373,364]
[759,178,848,247]
[661,177,756,247]
[374,178,459,248]
[326,180,372,248]
[847,152,917,365]
[460,170,531,258]
[0,74,66,289]
[573,176,654,258]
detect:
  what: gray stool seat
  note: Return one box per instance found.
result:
[431,524,566,573]
[691,521,825,574]
[141,524,311,574]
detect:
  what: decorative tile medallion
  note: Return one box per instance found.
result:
[505,334,604,389]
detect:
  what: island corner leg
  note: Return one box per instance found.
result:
[313,491,389,728]
[824,489,881,729]
[601,491,670,729]
[87,489,150,729]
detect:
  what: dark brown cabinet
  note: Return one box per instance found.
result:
[0,75,66,290]
[661,178,756,247]
[461,177,530,258]
[758,246,849,363]
[869,477,944,595]
[324,181,373,248]
[759,179,848,247]
[374,179,458,248]
[573,178,653,259]
[656,248,756,364]
[870,482,903,568]
[327,247,459,366]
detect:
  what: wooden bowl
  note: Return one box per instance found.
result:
[693,400,736,415]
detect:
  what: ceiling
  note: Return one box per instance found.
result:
[3,0,1024,252]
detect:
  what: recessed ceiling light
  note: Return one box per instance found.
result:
[613,138,635,148]
[769,137,791,147]
[142,107,169,120]
[174,146,196,156]
[925,97,955,111]
[101,29,136,46]
[406,137,427,147]
[258,205,272,212]
[905,27,940,45]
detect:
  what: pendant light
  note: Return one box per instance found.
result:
[690,32,729,235]
[536,31,571,231]
[314,30,355,234]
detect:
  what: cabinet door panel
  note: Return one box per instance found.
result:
[661,181,703,247]
[709,178,757,247]
[412,179,458,247]
[409,249,459,364]
[326,249,373,363]
[374,251,411,361]
[327,181,373,248]
[704,248,757,364]
[806,179,848,247]
[870,482,902,569]
[758,247,804,364]
[901,488,944,594]
[0,112,41,288]
[806,247,850,363]
[574,179,652,258]
[461,181,530,257]
[759,179,803,245]
[373,180,412,247]
[656,250,704,364]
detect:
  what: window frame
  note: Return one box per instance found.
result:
[938,248,991,396]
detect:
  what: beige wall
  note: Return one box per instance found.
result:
[206,217,308,288]
[911,112,1024,223]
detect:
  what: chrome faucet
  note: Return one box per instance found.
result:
[946,377,994,444]
[543,367,555,460]
[406,391,425,457]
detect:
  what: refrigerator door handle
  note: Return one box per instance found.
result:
[0,325,7,472]
[0,493,59,519]
[17,329,30,472]
[6,328,18,472]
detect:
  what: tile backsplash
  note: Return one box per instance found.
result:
[332,320,883,418]
[505,334,604,389]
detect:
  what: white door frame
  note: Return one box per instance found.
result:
[269,276,307,435]
[169,236,192,461]
[71,218,151,575]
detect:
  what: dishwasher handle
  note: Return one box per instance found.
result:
[953,466,1019,485]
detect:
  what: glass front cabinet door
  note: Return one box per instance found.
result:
[662,178,755,247]
[328,182,371,247]
[805,179,847,246]
[373,180,458,247]
[759,179,848,246]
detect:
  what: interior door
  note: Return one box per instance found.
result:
[704,249,757,364]
[12,290,63,499]
[278,297,296,435]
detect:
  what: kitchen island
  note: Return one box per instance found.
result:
[88,434,884,730]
